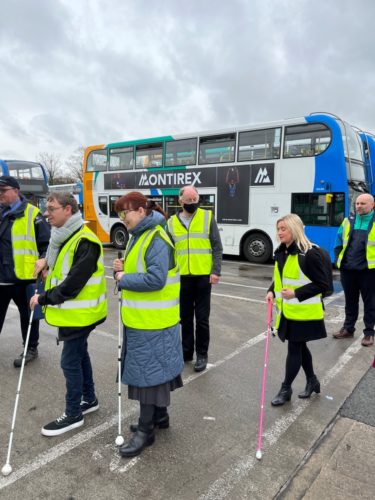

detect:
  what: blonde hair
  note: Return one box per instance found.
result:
[276,213,313,253]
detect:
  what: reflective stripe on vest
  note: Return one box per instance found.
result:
[12,204,39,279]
[274,254,324,329]
[121,225,180,329]
[167,208,212,275]
[337,217,375,269]
[44,226,107,327]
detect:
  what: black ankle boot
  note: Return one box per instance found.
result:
[119,427,155,458]
[129,409,169,432]
[298,375,320,399]
[271,383,292,406]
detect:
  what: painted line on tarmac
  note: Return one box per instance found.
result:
[0,291,345,489]
[198,336,363,500]
[219,281,268,290]
[212,293,265,304]
[0,329,268,489]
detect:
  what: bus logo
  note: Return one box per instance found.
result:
[250,163,275,186]
[138,171,202,187]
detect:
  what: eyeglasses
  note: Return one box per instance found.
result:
[117,209,136,220]
[45,205,64,213]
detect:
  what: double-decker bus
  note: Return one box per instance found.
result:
[48,182,83,206]
[82,112,370,262]
[0,159,49,210]
[359,132,375,195]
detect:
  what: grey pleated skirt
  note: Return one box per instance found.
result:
[128,375,183,407]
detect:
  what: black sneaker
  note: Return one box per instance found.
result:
[13,347,38,368]
[41,413,84,437]
[80,398,99,415]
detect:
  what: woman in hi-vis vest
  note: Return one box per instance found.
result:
[266,214,330,407]
[113,192,184,458]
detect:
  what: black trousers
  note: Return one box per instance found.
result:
[180,275,211,357]
[0,284,39,348]
[340,269,375,336]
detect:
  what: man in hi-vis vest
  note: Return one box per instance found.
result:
[0,175,50,367]
[30,192,107,437]
[167,185,223,372]
[333,193,375,347]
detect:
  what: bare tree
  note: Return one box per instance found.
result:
[36,152,64,185]
[65,146,85,182]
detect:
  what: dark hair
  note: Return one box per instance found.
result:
[114,191,167,218]
[47,192,79,214]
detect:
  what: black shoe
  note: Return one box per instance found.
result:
[41,413,84,437]
[194,355,208,372]
[183,353,193,362]
[119,429,155,458]
[298,376,321,399]
[130,410,169,432]
[80,398,99,415]
[271,384,292,406]
[13,347,38,368]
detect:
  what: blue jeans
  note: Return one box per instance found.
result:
[61,335,96,417]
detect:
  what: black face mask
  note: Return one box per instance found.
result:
[183,203,199,214]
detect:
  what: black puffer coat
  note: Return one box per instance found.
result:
[268,242,329,343]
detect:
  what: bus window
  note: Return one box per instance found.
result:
[110,195,121,217]
[199,134,235,164]
[238,128,281,161]
[292,192,344,226]
[87,150,107,172]
[165,138,197,166]
[136,143,163,168]
[98,196,108,215]
[109,147,134,170]
[284,123,331,158]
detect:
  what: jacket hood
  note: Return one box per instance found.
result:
[130,210,166,235]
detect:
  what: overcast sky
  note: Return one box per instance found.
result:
[0,0,374,163]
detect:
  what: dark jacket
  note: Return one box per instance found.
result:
[269,242,328,342]
[0,196,50,284]
[37,227,105,341]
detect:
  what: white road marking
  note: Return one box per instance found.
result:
[198,336,363,500]
[0,289,351,489]
[219,281,268,290]
[212,293,265,304]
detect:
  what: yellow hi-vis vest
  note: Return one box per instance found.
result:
[44,226,107,327]
[336,217,375,269]
[167,208,212,275]
[12,203,40,280]
[121,225,180,329]
[274,253,324,329]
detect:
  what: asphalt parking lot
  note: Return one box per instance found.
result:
[0,250,373,499]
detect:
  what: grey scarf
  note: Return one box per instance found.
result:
[45,212,84,269]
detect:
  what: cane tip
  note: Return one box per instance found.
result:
[115,435,124,446]
[256,450,262,461]
[1,463,12,476]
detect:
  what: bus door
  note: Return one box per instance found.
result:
[97,194,111,234]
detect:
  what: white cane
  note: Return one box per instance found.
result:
[2,276,42,476]
[115,251,124,446]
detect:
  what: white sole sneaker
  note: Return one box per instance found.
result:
[81,402,99,415]
[41,418,84,437]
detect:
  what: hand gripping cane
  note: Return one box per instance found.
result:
[115,251,125,446]
[2,275,42,476]
[256,300,273,461]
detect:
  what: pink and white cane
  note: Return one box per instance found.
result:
[256,300,273,461]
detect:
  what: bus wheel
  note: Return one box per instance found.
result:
[112,226,128,250]
[243,233,272,263]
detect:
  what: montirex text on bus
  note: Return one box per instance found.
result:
[82,112,370,263]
